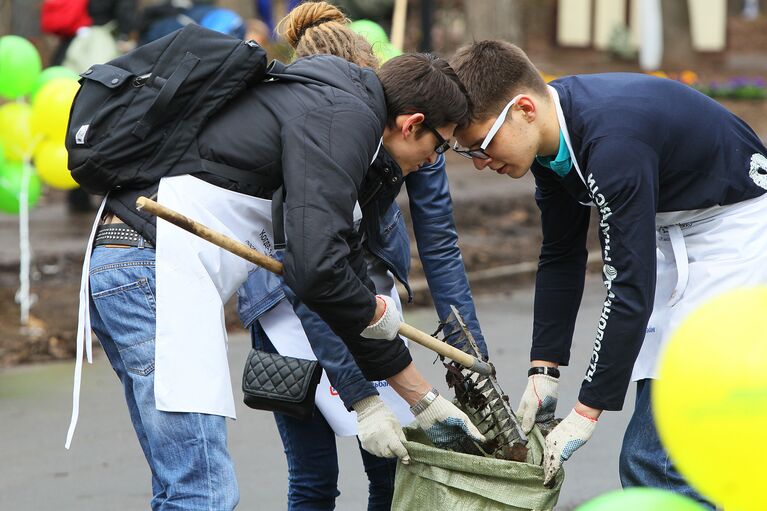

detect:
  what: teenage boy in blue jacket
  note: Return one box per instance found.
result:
[450,40,767,507]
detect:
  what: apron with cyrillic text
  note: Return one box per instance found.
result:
[632,192,767,380]
[155,174,273,418]
[259,281,414,436]
[259,203,413,436]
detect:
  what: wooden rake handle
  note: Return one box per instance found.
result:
[136,196,495,377]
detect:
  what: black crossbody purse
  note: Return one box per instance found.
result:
[241,349,323,421]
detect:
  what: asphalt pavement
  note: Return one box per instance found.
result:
[0,274,633,510]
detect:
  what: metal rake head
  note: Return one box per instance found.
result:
[437,306,529,462]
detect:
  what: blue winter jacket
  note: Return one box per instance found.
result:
[237,152,486,409]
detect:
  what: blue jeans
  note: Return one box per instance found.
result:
[89,246,239,510]
[619,379,714,509]
[274,411,397,511]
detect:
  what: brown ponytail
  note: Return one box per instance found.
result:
[277,1,379,69]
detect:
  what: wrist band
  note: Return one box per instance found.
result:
[528,366,560,378]
[410,387,439,415]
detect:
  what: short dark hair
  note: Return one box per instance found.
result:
[450,40,548,122]
[377,53,470,129]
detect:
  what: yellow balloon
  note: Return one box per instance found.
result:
[33,139,78,190]
[30,77,80,144]
[0,102,35,161]
[653,287,767,511]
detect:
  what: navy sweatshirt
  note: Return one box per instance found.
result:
[532,73,767,411]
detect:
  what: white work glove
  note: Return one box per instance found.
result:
[353,396,410,464]
[543,408,597,485]
[516,373,559,434]
[413,393,485,450]
[361,295,400,341]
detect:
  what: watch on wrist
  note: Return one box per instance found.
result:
[528,366,560,378]
[410,387,439,415]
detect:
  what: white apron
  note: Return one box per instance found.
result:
[631,192,767,380]
[66,196,108,449]
[67,139,383,446]
[66,177,272,446]
[154,174,273,418]
[259,281,414,437]
[258,195,413,436]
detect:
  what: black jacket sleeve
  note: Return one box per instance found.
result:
[280,104,380,339]
[576,136,659,411]
[531,168,591,365]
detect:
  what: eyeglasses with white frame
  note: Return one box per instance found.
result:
[452,94,524,160]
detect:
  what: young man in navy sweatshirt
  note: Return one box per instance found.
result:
[450,40,767,507]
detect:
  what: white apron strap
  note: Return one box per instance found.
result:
[371,137,383,165]
[666,224,689,307]
[65,197,108,449]
[548,86,592,206]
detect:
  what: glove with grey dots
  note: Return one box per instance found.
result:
[542,408,597,486]
[414,395,485,451]
[517,373,559,434]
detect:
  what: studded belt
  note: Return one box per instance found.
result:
[93,223,153,248]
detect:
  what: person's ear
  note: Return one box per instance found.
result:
[516,96,537,122]
[401,113,425,139]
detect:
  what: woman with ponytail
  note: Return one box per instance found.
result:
[238,3,489,509]
[278,1,379,69]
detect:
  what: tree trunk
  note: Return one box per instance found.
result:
[463,0,526,46]
[661,0,695,67]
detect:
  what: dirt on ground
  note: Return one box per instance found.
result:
[0,248,83,366]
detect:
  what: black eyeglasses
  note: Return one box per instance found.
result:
[421,120,451,155]
[452,142,491,160]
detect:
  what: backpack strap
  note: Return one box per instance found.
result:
[132,52,200,140]
[199,158,282,191]
[267,59,287,76]
[265,60,319,252]
[271,185,286,250]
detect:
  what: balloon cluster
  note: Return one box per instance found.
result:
[0,35,81,214]
[348,19,402,64]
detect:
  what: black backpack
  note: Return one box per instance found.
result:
[66,24,268,195]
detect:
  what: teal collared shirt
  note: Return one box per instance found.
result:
[535,130,572,177]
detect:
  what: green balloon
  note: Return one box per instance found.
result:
[376,42,402,64]
[349,19,389,46]
[31,66,80,101]
[0,35,42,100]
[0,160,41,214]
[576,488,708,511]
